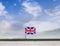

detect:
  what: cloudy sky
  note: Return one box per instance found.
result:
[0,0,60,39]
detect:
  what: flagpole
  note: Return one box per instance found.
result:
[25,27,26,39]
[25,33,26,39]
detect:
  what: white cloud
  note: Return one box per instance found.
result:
[45,5,60,16]
[0,20,12,32]
[22,1,42,17]
[0,2,8,16]
[0,3,5,11]
[45,5,60,23]
[0,20,12,39]
[0,19,25,39]
[24,21,59,32]
[24,4,60,33]
[0,14,25,39]
[0,2,19,39]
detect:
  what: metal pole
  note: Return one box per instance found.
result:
[25,27,26,39]
[25,33,26,39]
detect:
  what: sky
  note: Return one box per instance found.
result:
[0,0,60,39]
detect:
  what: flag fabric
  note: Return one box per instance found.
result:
[25,27,36,34]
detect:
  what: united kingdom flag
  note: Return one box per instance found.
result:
[25,27,36,34]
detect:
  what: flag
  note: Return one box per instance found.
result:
[25,27,36,34]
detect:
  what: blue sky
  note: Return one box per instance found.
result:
[1,0,60,15]
[0,0,60,39]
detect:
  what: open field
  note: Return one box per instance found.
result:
[0,41,60,46]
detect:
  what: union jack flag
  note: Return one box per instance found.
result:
[25,27,36,34]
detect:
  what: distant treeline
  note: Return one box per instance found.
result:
[0,39,60,41]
